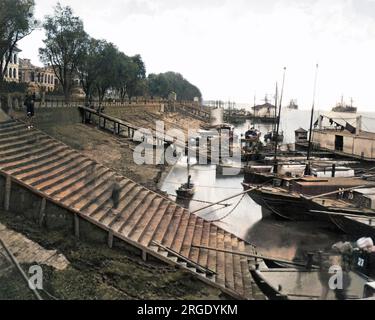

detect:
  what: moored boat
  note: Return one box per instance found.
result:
[251,238,375,300]
[243,176,374,221]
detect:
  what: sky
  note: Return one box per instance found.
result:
[18,0,375,110]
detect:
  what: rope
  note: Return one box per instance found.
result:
[204,193,246,222]
[163,181,243,190]
[166,193,232,206]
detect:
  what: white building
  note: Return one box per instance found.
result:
[2,48,21,83]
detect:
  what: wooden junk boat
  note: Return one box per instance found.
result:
[308,186,375,238]
[242,170,374,221]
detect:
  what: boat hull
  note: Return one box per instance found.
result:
[329,215,375,239]
[247,188,316,221]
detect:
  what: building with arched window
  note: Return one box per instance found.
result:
[18,58,58,93]
[2,48,21,83]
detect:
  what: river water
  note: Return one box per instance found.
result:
[161,108,375,262]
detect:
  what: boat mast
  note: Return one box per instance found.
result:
[273,82,278,133]
[273,67,286,173]
[306,64,319,163]
[187,154,191,186]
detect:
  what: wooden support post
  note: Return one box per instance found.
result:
[108,231,114,248]
[113,122,116,135]
[38,198,46,227]
[74,214,80,239]
[142,250,147,262]
[4,175,11,211]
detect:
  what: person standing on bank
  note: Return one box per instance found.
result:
[24,92,35,129]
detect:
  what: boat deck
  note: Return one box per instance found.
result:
[0,119,257,299]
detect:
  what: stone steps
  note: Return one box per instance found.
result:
[0,119,256,300]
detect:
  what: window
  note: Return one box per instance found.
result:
[9,68,12,78]
[13,54,17,64]
[13,68,16,78]
[31,72,35,82]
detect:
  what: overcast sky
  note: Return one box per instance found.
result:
[18,0,375,110]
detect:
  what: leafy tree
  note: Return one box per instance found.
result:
[147,72,202,101]
[125,54,146,101]
[39,3,87,103]
[115,53,146,102]
[0,0,38,82]
[94,41,120,105]
[77,37,107,103]
[115,52,132,102]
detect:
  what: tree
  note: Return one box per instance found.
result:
[147,72,202,101]
[94,42,120,105]
[0,0,38,82]
[115,53,147,102]
[125,54,146,101]
[39,3,87,103]
[77,37,106,103]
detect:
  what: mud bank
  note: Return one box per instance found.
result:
[0,210,226,300]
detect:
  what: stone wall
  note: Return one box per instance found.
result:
[103,104,164,118]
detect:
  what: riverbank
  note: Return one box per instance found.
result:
[0,209,225,300]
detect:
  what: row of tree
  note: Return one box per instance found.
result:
[0,1,202,104]
[38,4,146,104]
[148,72,202,101]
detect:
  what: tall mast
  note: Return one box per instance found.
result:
[273,82,278,132]
[273,67,286,173]
[187,154,191,186]
[307,64,319,162]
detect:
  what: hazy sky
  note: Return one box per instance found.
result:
[18,0,375,110]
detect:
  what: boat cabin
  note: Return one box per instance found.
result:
[273,177,373,197]
[295,128,308,143]
[352,188,375,210]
